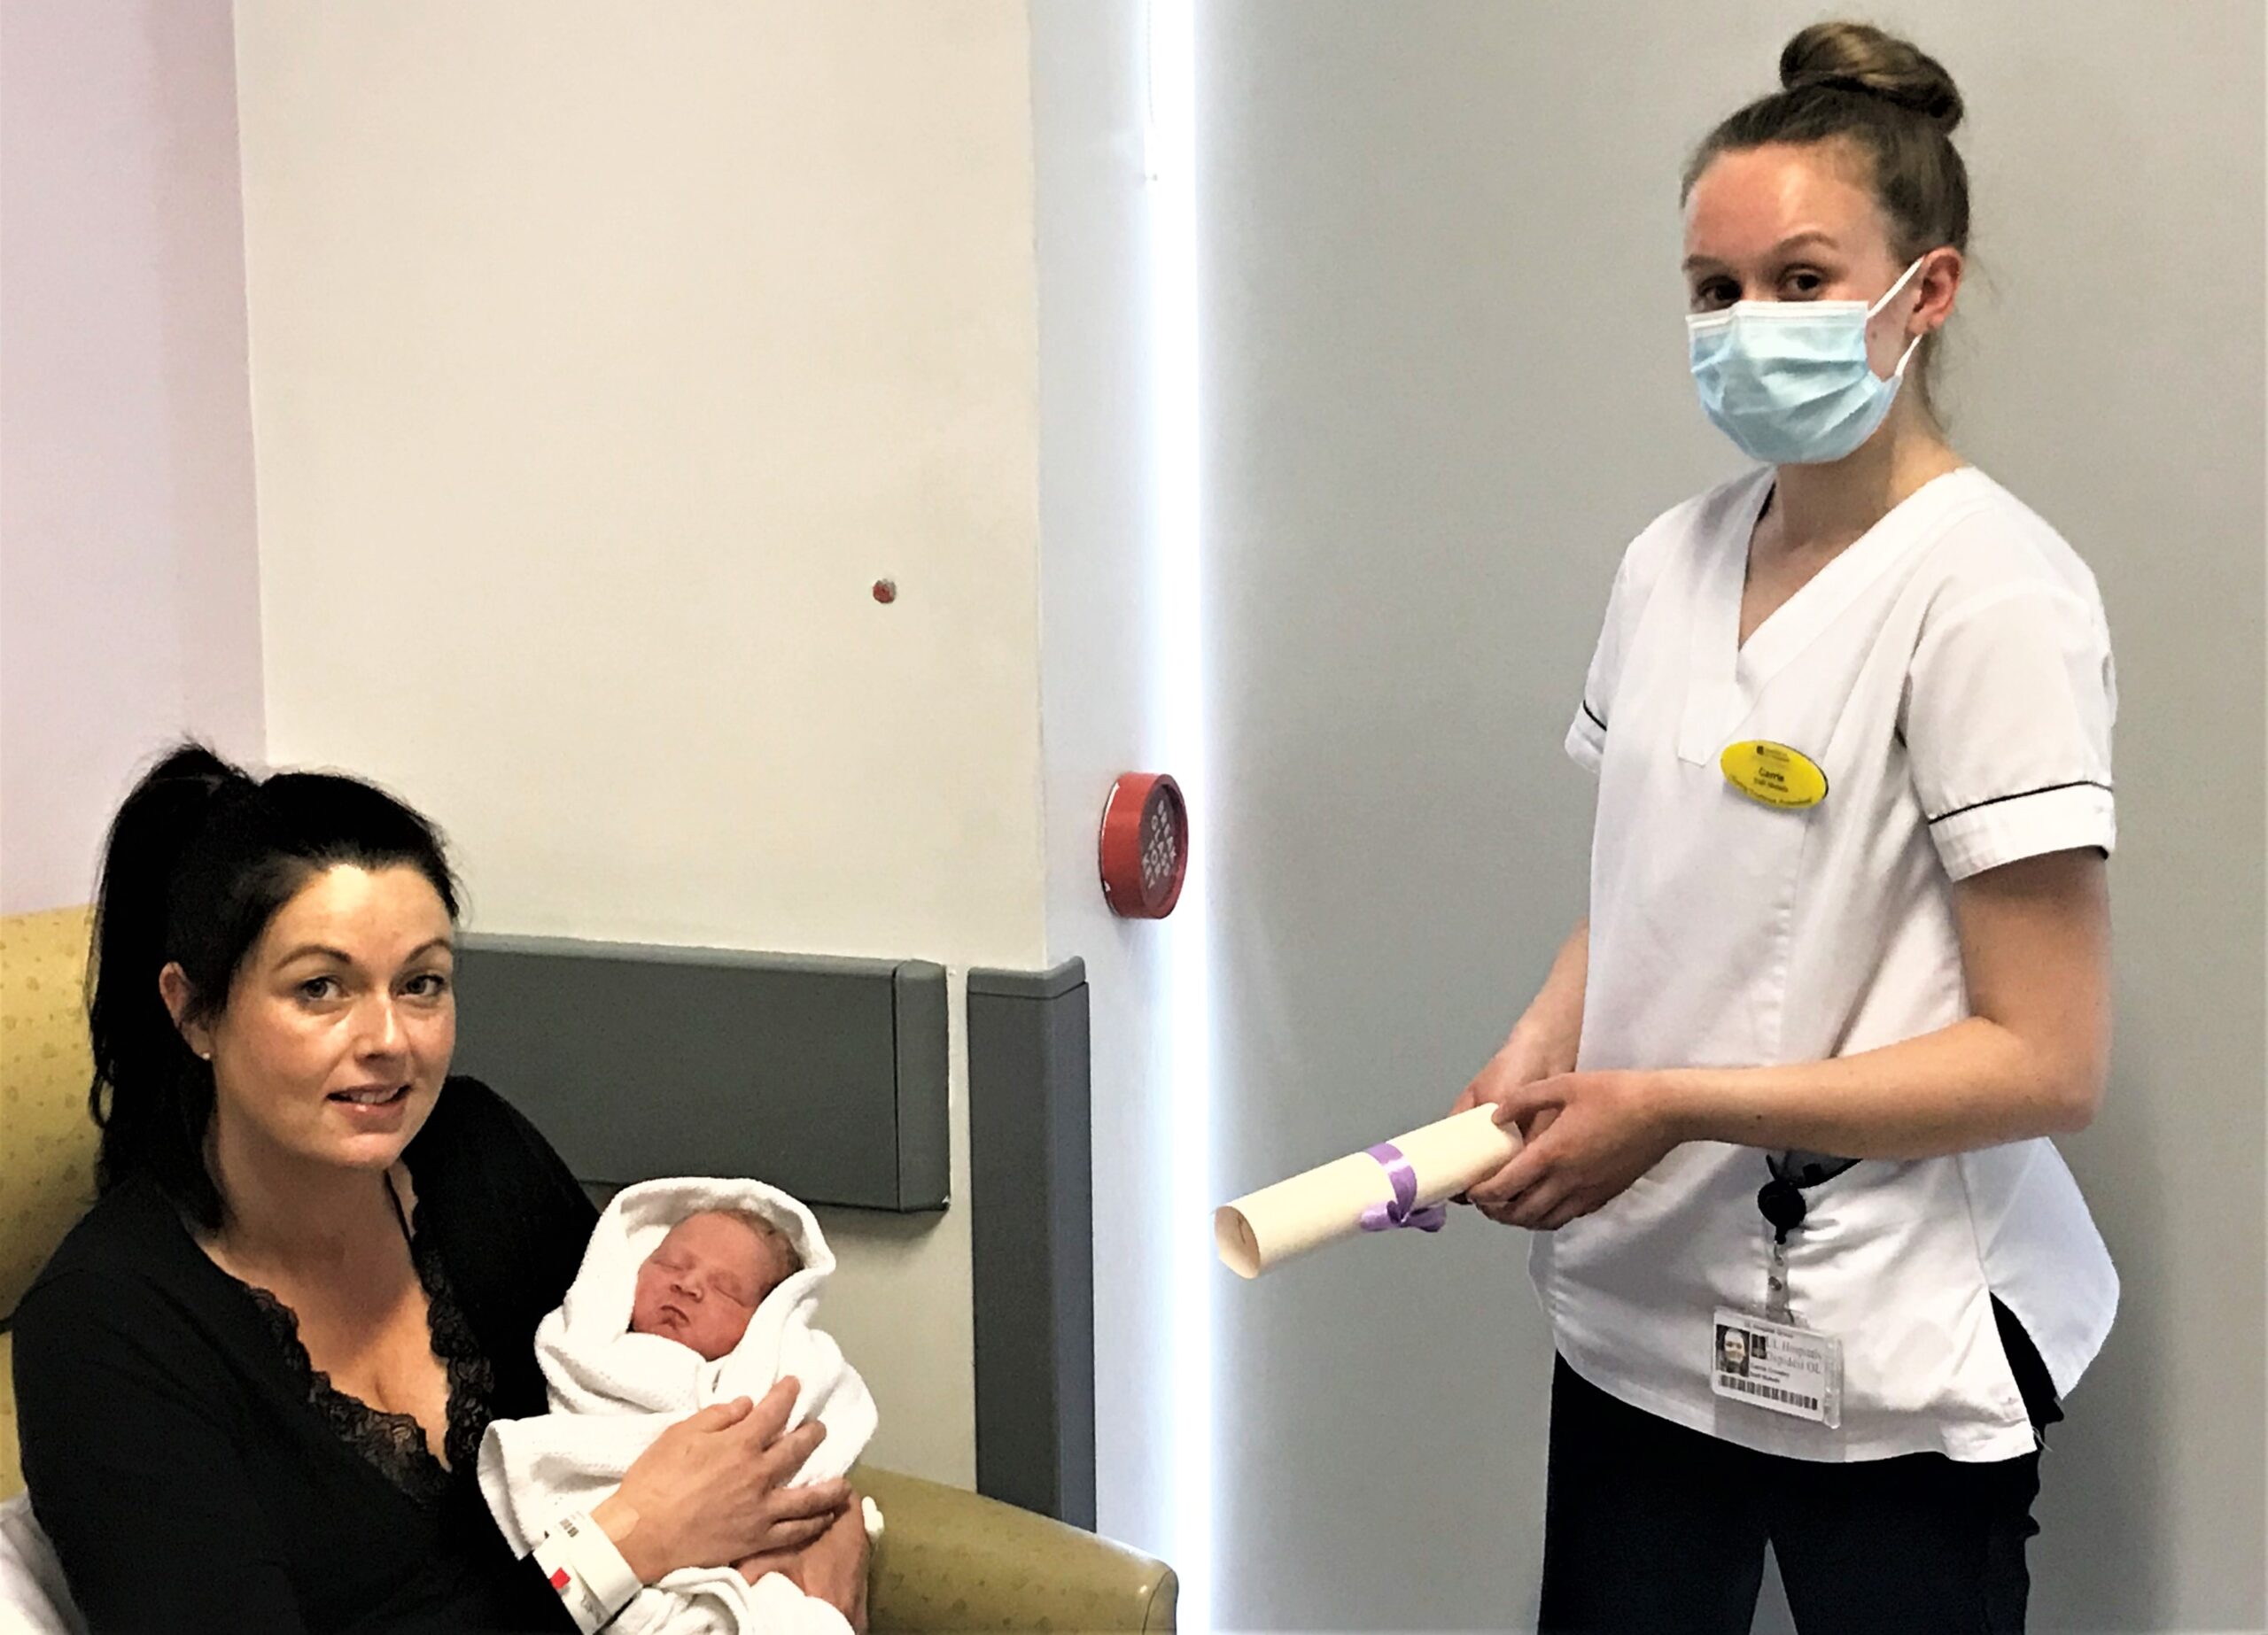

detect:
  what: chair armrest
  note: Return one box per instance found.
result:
[1,1333,23,1502]
[852,1465,1177,1633]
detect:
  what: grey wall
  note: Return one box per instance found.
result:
[1200,4,2264,1632]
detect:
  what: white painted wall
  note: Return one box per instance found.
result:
[1028,0,1184,1569]
[1200,4,2264,1631]
[0,0,262,914]
[233,0,1049,1485]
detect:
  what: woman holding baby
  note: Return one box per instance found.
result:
[12,744,869,1631]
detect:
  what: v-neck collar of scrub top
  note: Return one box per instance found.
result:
[1675,464,1984,766]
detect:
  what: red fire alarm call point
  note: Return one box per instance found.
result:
[1099,773,1187,920]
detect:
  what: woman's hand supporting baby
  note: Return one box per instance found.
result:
[593,1377,852,1587]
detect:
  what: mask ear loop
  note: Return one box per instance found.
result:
[1869,254,1933,381]
[1885,329,1926,381]
[1866,254,1929,318]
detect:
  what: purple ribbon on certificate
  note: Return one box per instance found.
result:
[1358,1142,1447,1234]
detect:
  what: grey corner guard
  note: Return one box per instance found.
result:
[967,957,1095,1530]
[449,932,949,1213]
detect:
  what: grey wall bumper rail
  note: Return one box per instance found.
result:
[450,932,950,1212]
[967,958,1095,1529]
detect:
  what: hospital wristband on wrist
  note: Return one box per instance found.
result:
[532,1511,642,1632]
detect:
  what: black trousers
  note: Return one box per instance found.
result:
[1538,1304,2058,1635]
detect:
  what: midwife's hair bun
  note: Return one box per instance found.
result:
[1780,20,1963,134]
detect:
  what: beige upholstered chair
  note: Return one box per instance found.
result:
[0,907,1175,1633]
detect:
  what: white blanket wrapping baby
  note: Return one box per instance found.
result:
[477,1177,880,1635]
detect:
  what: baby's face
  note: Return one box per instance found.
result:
[629,1212,791,1361]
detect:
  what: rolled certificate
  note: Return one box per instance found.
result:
[1215,1105,1524,1279]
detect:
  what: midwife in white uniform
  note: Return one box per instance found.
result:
[1455,22,2117,1635]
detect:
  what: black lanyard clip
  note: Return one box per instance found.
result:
[1756,1151,1859,1244]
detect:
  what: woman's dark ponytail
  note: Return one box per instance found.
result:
[83,742,458,1232]
[86,746,250,1226]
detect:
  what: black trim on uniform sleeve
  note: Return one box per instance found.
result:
[1925,779,2112,826]
[1581,699,1607,731]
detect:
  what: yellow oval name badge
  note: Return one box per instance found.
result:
[1720,740,1829,810]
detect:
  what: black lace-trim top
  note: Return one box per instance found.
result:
[241,1191,499,1507]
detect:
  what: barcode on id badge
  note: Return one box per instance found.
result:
[1717,1373,1819,1412]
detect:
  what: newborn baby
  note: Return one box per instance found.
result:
[478,1179,880,1635]
[630,1209,803,1361]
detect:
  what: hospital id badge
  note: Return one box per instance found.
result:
[1711,1308,1842,1428]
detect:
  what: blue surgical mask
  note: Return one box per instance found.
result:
[1686,259,1926,465]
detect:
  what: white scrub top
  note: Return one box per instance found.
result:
[1533,464,2118,1464]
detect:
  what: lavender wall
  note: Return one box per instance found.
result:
[0,0,262,913]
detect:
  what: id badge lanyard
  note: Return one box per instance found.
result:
[1755,1149,1858,1321]
[1705,1150,1856,1430]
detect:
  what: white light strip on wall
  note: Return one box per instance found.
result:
[1145,0,1211,1627]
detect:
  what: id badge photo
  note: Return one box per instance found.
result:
[1711,1307,1843,1428]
